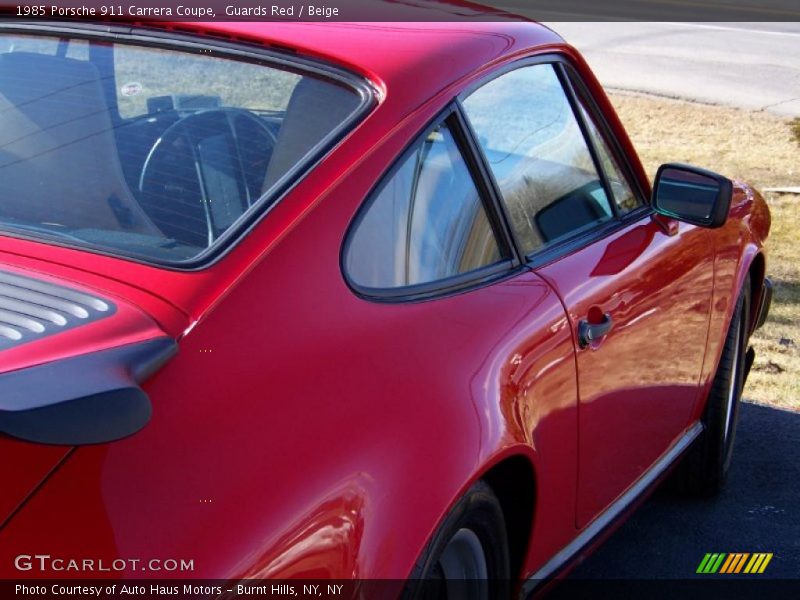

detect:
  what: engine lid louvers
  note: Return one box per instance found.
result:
[0,269,114,351]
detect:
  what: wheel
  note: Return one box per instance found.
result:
[672,274,751,497]
[404,481,510,600]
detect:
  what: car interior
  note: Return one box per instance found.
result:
[0,34,361,262]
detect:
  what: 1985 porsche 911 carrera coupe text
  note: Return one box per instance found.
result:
[0,12,771,599]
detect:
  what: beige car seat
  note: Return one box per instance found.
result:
[0,52,159,235]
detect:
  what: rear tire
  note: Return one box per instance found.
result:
[404,481,510,600]
[671,274,751,497]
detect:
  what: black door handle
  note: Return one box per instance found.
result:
[578,313,613,348]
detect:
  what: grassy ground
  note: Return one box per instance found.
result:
[608,92,799,411]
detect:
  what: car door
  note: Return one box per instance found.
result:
[461,60,715,528]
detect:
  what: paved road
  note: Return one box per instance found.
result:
[543,22,800,116]
[568,401,800,580]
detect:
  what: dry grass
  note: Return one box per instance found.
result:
[791,118,800,148]
[608,92,799,411]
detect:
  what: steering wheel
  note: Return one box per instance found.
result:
[138,108,277,245]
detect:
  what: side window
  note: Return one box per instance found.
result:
[575,101,642,214]
[345,121,505,291]
[462,64,614,257]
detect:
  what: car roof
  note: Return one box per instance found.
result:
[169,20,565,104]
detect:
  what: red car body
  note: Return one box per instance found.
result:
[0,13,771,595]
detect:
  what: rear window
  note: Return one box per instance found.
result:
[0,32,368,264]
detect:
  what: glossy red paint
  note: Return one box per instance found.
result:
[538,216,714,527]
[0,15,770,589]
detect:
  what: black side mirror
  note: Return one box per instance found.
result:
[652,163,732,228]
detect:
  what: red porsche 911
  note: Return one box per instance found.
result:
[0,13,771,599]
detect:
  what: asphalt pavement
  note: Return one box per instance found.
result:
[543,22,800,117]
[569,401,800,579]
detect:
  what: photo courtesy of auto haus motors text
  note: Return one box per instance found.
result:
[15,583,347,597]
[0,0,797,599]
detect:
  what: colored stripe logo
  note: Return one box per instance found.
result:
[697,553,773,574]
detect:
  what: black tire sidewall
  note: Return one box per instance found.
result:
[711,275,751,482]
[678,275,751,496]
[404,481,511,599]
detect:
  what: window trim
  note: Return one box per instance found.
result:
[0,21,377,271]
[341,104,521,303]
[450,103,524,267]
[560,62,651,217]
[457,53,654,270]
[555,62,621,222]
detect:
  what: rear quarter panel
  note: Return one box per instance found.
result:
[0,54,579,580]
